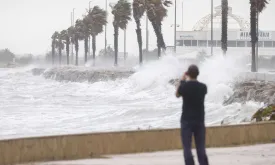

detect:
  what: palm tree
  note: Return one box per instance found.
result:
[110,0,132,66]
[250,0,268,72]
[67,26,75,64]
[221,0,228,56]
[146,0,171,57]
[74,19,85,66]
[82,18,90,63]
[86,6,107,65]
[51,31,59,65]
[56,32,64,65]
[133,0,146,64]
[60,30,70,65]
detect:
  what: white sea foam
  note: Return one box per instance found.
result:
[0,52,262,140]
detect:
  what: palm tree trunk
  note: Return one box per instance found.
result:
[250,0,257,72]
[75,37,79,66]
[58,41,62,65]
[71,41,74,65]
[66,37,70,65]
[151,21,161,57]
[84,36,88,63]
[158,23,166,50]
[92,34,96,66]
[256,11,259,70]
[88,36,91,57]
[135,19,143,64]
[151,21,166,58]
[158,23,166,57]
[114,24,119,66]
[51,40,55,65]
[221,0,228,56]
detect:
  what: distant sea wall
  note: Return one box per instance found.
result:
[33,66,275,85]
[32,66,134,83]
[237,72,275,82]
[0,122,275,165]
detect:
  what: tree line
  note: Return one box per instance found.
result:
[52,0,270,71]
[51,0,172,66]
[0,49,38,66]
[221,0,269,72]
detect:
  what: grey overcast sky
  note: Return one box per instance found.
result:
[0,0,274,55]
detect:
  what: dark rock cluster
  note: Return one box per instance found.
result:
[168,78,180,86]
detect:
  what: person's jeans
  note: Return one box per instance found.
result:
[180,121,209,165]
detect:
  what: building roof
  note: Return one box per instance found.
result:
[192,5,249,31]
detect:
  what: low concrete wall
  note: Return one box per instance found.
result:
[0,122,275,165]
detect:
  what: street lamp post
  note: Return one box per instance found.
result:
[256,11,259,72]
[146,15,149,53]
[124,29,126,65]
[70,12,73,65]
[104,0,107,56]
[89,1,92,9]
[145,0,149,53]
[181,0,184,30]
[73,8,75,25]
[89,1,92,58]
[174,0,177,53]
[210,0,213,56]
[71,8,75,63]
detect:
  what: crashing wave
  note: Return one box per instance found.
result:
[32,66,135,83]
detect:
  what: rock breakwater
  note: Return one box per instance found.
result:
[32,66,135,83]
[223,81,275,105]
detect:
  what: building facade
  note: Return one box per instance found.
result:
[176,6,275,56]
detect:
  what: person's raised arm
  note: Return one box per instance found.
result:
[176,73,187,98]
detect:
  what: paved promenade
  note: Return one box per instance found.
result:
[29,144,275,165]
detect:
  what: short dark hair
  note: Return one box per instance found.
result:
[186,64,199,79]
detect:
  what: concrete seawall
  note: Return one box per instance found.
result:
[0,122,275,165]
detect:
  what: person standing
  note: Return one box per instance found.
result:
[176,64,209,165]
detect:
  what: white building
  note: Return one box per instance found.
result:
[176,5,275,56]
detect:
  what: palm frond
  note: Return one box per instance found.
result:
[86,6,108,35]
[111,0,132,30]
[133,0,146,21]
[146,0,170,22]
[51,31,59,40]
[74,19,87,40]
[60,30,68,39]
[163,0,172,7]
[257,0,268,13]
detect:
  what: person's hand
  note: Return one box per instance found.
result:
[181,72,187,81]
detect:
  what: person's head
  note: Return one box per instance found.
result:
[186,64,199,79]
